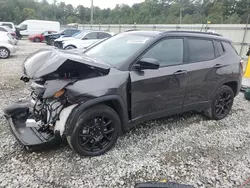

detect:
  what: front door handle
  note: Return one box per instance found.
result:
[214,64,224,68]
[174,70,187,75]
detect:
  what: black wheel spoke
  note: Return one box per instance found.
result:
[80,138,92,146]
[103,120,111,127]
[97,142,103,149]
[104,128,114,134]
[225,93,231,100]
[103,135,111,141]
[79,134,92,138]
[89,140,96,151]
[218,108,224,115]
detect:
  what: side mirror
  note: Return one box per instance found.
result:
[134,58,160,70]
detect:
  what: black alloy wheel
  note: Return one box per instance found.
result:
[67,105,121,156]
[214,91,233,118]
[78,115,115,152]
[204,85,234,120]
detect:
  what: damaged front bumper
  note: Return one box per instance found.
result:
[3,100,62,150]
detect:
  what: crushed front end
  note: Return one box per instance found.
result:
[3,48,111,151]
[3,82,68,150]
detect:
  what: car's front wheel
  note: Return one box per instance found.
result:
[0,47,10,59]
[67,105,121,156]
[65,45,76,50]
[204,85,234,120]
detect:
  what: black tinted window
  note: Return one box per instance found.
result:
[2,23,12,29]
[19,24,27,31]
[143,38,183,67]
[214,41,225,57]
[188,39,215,62]
[98,32,111,39]
[63,30,72,35]
[85,32,98,39]
[222,42,238,55]
[70,30,78,35]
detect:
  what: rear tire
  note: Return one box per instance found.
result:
[65,45,77,50]
[0,47,10,59]
[204,85,234,120]
[34,37,41,42]
[51,39,55,46]
[67,105,121,156]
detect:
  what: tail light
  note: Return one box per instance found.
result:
[240,59,244,69]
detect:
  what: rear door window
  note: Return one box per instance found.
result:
[84,32,98,40]
[214,41,225,57]
[188,38,215,63]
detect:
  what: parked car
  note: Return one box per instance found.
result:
[0,26,16,38]
[0,22,16,32]
[60,30,113,50]
[0,32,17,59]
[17,20,60,36]
[28,31,57,42]
[0,27,18,45]
[4,31,242,156]
[67,38,108,52]
[44,29,80,46]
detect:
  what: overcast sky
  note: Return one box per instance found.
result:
[51,0,145,9]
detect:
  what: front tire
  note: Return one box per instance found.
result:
[204,85,234,120]
[67,105,121,156]
[50,39,55,46]
[0,47,10,59]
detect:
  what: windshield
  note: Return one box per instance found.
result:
[85,33,152,65]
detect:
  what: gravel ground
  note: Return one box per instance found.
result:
[0,40,250,188]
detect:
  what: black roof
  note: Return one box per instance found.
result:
[124,30,230,42]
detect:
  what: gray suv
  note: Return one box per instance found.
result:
[4,31,243,156]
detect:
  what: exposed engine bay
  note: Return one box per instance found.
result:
[3,48,111,150]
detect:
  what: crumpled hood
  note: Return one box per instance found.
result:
[23,48,111,79]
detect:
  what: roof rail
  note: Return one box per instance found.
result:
[165,30,222,36]
[124,29,138,32]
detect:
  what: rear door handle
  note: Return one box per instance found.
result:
[214,64,224,68]
[174,70,187,75]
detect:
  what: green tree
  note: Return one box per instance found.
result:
[13,6,22,24]
[22,8,36,20]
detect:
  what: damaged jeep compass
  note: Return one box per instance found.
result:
[3,31,242,156]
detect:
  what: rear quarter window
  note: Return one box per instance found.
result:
[222,42,239,55]
[188,38,215,63]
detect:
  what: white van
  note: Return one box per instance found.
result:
[17,20,60,36]
[0,22,16,32]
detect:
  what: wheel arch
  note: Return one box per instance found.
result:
[64,44,77,50]
[223,81,238,97]
[65,95,130,136]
